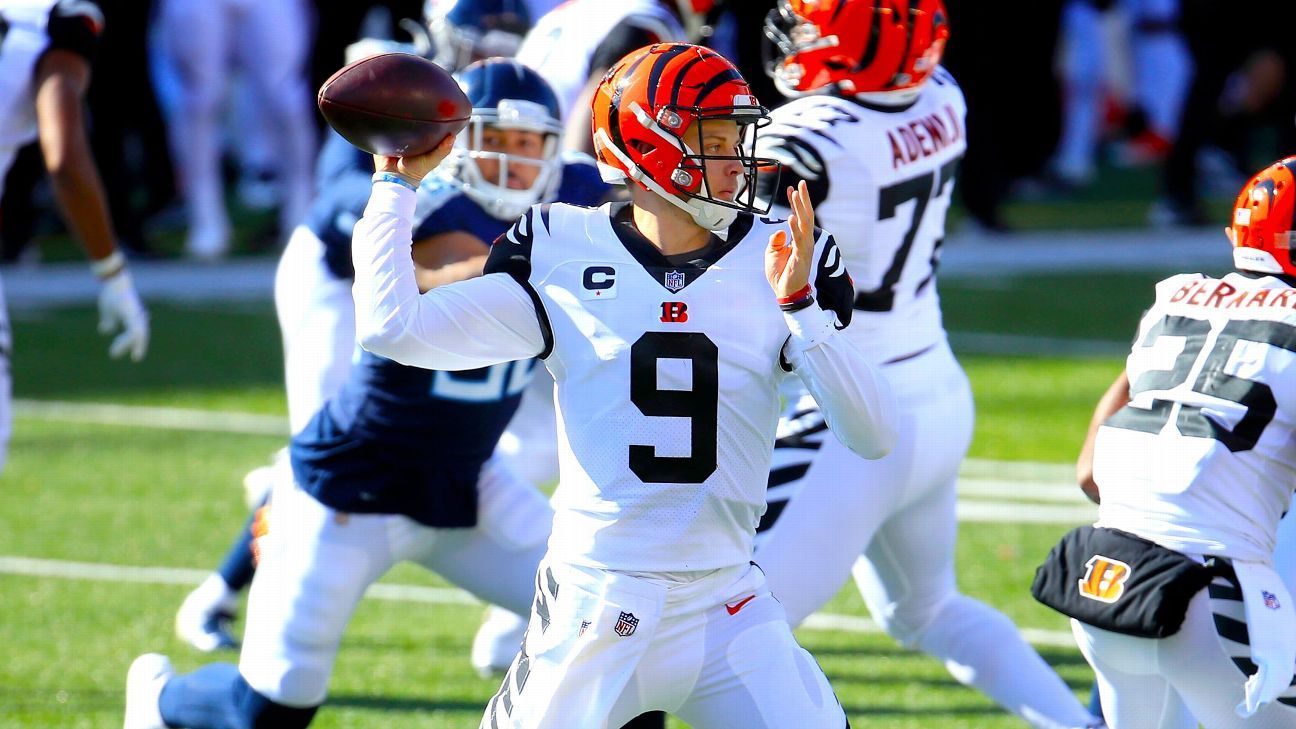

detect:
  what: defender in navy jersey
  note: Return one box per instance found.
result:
[127,59,613,729]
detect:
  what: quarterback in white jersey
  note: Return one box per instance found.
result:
[1057,158,1296,728]
[0,0,149,472]
[355,43,896,728]
[750,2,1102,728]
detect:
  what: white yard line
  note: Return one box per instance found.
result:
[0,555,1078,648]
[13,399,1098,524]
[13,399,289,436]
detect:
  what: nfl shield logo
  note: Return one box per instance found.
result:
[614,611,639,637]
[1264,590,1281,610]
[664,270,686,292]
[578,620,591,637]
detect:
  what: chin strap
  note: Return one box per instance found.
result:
[593,128,736,231]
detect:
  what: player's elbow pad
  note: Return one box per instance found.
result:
[834,386,899,459]
[843,416,897,460]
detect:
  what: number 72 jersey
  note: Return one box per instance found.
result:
[1094,272,1296,562]
[486,201,857,573]
[756,67,965,362]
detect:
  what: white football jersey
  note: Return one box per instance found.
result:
[515,0,684,122]
[487,202,857,572]
[1094,272,1296,562]
[756,67,966,363]
[0,0,60,198]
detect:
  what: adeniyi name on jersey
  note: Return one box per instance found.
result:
[352,186,896,573]
[1094,272,1296,563]
[756,66,965,363]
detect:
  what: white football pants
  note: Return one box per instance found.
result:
[482,559,846,729]
[274,226,355,435]
[156,0,315,243]
[755,341,1098,729]
[239,456,553,707]
[1073,575,1296,728]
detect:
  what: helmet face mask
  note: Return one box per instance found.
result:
[1228,157,1296,277]
[446,59,564,221]
[592,43,781,230]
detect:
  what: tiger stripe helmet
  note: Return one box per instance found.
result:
[764,0,949,103]
[1228,157,1296,277]
[591,43,779,230]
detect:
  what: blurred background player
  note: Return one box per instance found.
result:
[125,58,613,729]
[515,0,689,155]
[0,0,150,472]
[1050,0,1191,190]
[153,0,316,260]
[750,2,1103,727]
[426,0,531,72]
[1059,156,1296,726]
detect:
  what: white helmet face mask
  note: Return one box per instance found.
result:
[446,99,563,221]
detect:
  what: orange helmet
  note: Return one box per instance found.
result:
[591,43,779,230]
[1228,157,1296,276]
[763,0,949,101]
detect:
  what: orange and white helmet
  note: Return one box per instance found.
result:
[1228,156,1296,276]
[764,0,949,104]
[591,43,779,230]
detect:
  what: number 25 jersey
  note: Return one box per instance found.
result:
[1094,272,1296,562]
[487,202,859,572]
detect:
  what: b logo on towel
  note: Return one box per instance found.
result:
[1079,555,1132,604]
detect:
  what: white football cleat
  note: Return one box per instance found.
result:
[470,605,527,678]
[124,653,173,729]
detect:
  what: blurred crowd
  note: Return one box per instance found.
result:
[2,0,1293,264]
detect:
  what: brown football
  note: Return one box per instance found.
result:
[317,53,471,157]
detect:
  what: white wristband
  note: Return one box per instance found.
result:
[89,250,126,279]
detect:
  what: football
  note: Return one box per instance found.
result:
[317,52,471,157]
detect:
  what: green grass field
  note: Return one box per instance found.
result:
[0,266,1171,727]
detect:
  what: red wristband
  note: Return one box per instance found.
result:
[776,284,813,305]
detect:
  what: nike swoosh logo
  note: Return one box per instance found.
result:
[725,595,756,615]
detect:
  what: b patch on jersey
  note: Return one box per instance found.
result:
[580,265,618,300]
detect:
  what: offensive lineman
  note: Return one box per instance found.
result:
[351,42,897,728]
[1055,157,1296,727]
[750,2,1103,727]
[0,0,149,473]
[123,59,612,729]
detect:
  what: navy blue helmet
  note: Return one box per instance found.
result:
[445,58,565,220]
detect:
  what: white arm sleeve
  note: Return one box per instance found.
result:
[352,181,546,370]
[783,306,898,459]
